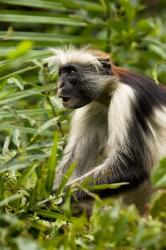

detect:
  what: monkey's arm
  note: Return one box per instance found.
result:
[66,144,149,197]
[53,102,108,189]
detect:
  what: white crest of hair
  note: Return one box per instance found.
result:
[108,83,135,155]
[45,46,102,71]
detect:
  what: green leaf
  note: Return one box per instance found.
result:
[18,163,38,185]
[0,193,22,207]
[137,19,155,32]
[0,83,55,106]
[7,76,24,90]
[0,108,51,119]
[46,132,58,192]
[37,117,59,134]
[152,63,159,84]
[0,124,52,136]
[33,208,71,220]
[150,191,166,218]
[57,162,77,195]
[2,136,10,155]
[152,158,166,188]
[12,128,21,149]
[88,182,129,190]
[149,44,166,59]
[7,41,34,59]
[0,0,64,11]
[152,61,166,85]
[14,237,42,250]
[0,12,87,27]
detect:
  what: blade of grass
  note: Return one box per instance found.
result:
[0,31,104,44]
[0,83,56,105]
[0,12,87,27]
[18,163,38,185]
[0,193,22,207]
[46,132,58,193]
[33,209,71,220]
[0,0,65,11]
[0,108,51,119]
[56,162,76,195]
[56,0,104,12]
[0,124,53,136]
[88,182,129,190]
[0,0,104,12]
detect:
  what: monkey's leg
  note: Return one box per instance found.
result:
[122,179,152,214]
[66,148,151,214]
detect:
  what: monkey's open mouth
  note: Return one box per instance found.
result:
[61,96,72,103]
[58,94,73,106]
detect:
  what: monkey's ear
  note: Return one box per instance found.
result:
[99,58,112,75]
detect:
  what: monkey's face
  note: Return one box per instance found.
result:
[45,48,113,108]
[57,63,104,109]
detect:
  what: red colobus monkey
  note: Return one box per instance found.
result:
[46,47,166,212]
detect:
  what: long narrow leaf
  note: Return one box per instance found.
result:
[0,0,65,11]
[0,124,52,136]
[0,13,87,27]
[46,132,58,192]
[56,162,76,195]
[0,83,56,105]
[0,0,104,12]
[0,31,104,43]
[0,193,22,207]
[0,108,51,119]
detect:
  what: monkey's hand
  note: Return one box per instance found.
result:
[66,164,105,187]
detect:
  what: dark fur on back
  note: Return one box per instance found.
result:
[76,68,166,198]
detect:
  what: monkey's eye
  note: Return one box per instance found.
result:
[59,65,77,77]
[69,70,76,76]
[101,61,111,69]
[68,68,76,76]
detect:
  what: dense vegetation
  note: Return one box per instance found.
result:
[0,0,166,249]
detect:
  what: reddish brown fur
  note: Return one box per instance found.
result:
[89,49,110,61]
[112,66,129,79]
[89,49,131,82]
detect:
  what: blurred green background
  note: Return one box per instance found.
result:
[0,0,166,249]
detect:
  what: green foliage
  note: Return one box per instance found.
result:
[0,0,166,249]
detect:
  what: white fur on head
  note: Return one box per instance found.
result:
[44,46,102,73]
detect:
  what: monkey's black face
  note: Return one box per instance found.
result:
[57,63,103,109]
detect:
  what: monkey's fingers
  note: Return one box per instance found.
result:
[66,164,104,187]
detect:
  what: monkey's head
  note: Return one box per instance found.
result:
[46,47,113,109]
